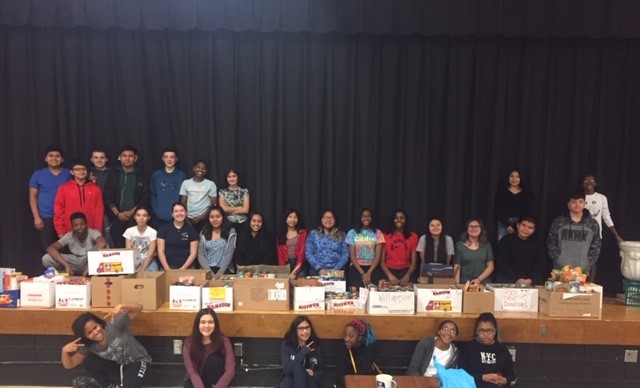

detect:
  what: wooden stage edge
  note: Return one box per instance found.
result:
[2,298,640,345]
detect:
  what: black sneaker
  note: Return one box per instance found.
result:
[72,376,101,388]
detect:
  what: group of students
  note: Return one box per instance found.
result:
[62,305,514,388]
[31,145,624,286]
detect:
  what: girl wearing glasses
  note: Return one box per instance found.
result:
[460,312,516,387]
[453,219,494,285]
[407,320,459,377]
[277,316,325,388]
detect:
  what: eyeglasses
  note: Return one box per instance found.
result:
[297,325,311,332]
[440,326,457,335]
[72,167,87,171]
[477,328,496,335]
[468,225,481,229]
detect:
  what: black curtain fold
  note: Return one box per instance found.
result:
[2,0,640,38]
[1,23,640,294]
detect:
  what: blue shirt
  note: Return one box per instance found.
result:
[29,167,72,218]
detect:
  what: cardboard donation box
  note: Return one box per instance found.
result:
[234,265,290,311]
[91,276,124,307]
[20,277,57,308]
[539,288,602,318]
[88,249,138,275]
[458,285,495,314]
[419,263,455,285]
[201,278,234,312]
[367,288,415,314]
[294,280,325,311]
[415,284,463,313]
[122,271,166,311]
[56,277,91,308]
[166,269,210,310]
[486,284,538,312]
[318,278,347,293]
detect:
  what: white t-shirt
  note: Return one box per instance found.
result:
[425,345,454,376]
[585,192,613,238]
[122,226,157,271]
[179,178,217,218]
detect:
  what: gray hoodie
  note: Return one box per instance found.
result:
[547,209,601,272]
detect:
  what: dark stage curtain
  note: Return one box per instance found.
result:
[1,0,640,38]
[1,7,639,295]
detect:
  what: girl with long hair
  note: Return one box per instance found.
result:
[345,208,385,288]
[197,207,237,275]
[453,218,494,285]
[407,320,459,377]
[495,168,531,241]
[277,316,325,388]
[380,209,419,285]
[417,217,454,265]
[182,308,235,388]
[305,209,349,276]
[277,208,308,277]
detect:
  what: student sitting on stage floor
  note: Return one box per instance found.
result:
[42,212,107,276]
[459,312,517,388]
[305,209,349,277]
[453,219,494,285]
[61,303,151,388]
[234,211,276,266]
[277,208,309,278]
[157,202,199,270]
[197,207,237,275]
[493,216,545,285]
[277,315,325,388]
[407,320,459,377]
[334,319,377,388]
[183,308,235,388]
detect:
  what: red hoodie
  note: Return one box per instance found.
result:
[53,180,104,236]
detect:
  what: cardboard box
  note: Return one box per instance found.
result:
[462,290,495,314]
[201,279,234,312]
[486,284,538,312]
[165,269,210,292]
[88,249,138,275]
[56,278,91,308]
[318,279,346,293]
[421,263,454,276]
[122,271,166,311]
[20,279,56,308]
[415,284,463,313]
[170,284,202,310]
[234,265,290,311]
[367,289,415,314]
[0,289,20,308]
[584,283,603,310]
[294,285,326,311]
[91,276,124,308]
[539,288,602,318]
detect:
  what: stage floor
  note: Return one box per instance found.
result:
[2,297,639,345]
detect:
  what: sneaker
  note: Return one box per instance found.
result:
[72,376,101,388]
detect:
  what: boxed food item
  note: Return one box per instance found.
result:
[418,263,455,285]
[538,287,601,318]
[367,287,415,315]
[56,277,91,308]
[234,265,290,311]
[415,284,463,313]
[457,284,494,314]
[294,283,325,311]
[91,276,125,307]
[121,271,166,311]
[88,249,138,275]
[20,277,56,308]
[0,289,20,308]
[201,278,234,312]
[166,269,209,310]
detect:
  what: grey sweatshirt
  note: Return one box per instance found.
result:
[547,209,601,272]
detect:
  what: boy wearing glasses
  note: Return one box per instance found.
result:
[53,159,104,237]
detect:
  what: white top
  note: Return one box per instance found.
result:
[179,178,217,218]
[585,192,613,238]
[123,226,157,270]
[425,345,454,376]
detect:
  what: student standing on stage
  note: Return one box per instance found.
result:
[88,148,111,192]
[417,217,455,265]
[495,168,531,241]
[547,191,601,275]
[277,209,308,277]
[218,168,250,230]
[150,148,186,229]
[54,159,104,236]
[104,145,149,248]
[29,145,72,251]
[582,173,624,281]
[346,208,385,288]
[180,160,218,232]
[380,209,418,286]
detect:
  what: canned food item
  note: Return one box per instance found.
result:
[245,272,253,278]
[237,271,244,278]
[267,273,275,279]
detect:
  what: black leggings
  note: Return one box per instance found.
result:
[184,353,225,388]
[84,355,150,388]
